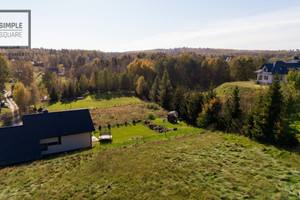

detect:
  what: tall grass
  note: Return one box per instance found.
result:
[1,132,299,199]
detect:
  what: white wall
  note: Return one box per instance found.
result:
[40,132,91,155]
[257,74,286,84]
[257,72,272,84]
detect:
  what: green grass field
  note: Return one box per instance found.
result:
[93,123,157,143]
[0,130,299,199]
[45,95,142,111]
[93,119,204,145]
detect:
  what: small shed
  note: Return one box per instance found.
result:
[167,111,179,123]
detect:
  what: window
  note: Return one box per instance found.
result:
[264,68,267,72]
[259,75,262,80]
[40,136,62,151]
[264,75,268,80]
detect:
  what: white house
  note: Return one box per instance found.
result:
[255,57,300,84]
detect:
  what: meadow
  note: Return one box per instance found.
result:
[0,129,299,199]
[214,81,267,98]
[45,95,142,111]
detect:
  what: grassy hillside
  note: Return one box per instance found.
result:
[45,95,142,112]
[215,81,267,97]
[0,130,299,199]
[90,103,166,127]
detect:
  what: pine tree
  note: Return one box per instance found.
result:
[61,83,69,100]
[149,76,160,103]
[89,71,96,92]
[79,74,89,93]
[120,73,131,91]
[246,75,298,146]
[243,93,264,138]
[50,86,59,102]
[187,92,203,125]
[262,75,284,142]
[224,86,242,133]
[158,70,173,110]
[171,86,185,112]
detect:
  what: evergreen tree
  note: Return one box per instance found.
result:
[50,86,59,102]
[158,70,173,110]
[149,76,160,103]
[120,73,131,91]
[111,73,120,91]
[186,92,203,125]
[89,71,96,93]
[61,83,69,100]
[171,86,185,112]
[79,74,89,93]
[68,80,76,98]
[245,75,298,146]
[243,94,264,138]
[224,86,243,133]
[262,75,284,142]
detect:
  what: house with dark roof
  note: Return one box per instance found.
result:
[0,109,95,166]
[255,57,300,84]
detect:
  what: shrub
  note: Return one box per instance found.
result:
[146,103,159,110]
[147,113,156,120]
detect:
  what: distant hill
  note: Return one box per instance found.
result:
[122,47,300,58]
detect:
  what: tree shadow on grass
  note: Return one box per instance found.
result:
[256,138,300,155]
[91,91,136,100]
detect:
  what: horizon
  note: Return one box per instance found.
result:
[1,0,300,52]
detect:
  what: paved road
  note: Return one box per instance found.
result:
[5,91,22,126]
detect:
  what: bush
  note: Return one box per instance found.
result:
[147,113,156,120]
[146,103,159,110]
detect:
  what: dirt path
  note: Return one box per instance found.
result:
[5,91,22,126]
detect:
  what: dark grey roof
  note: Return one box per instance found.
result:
[0,109,95,166]
[258,60,300,75]
[23,109,95,139]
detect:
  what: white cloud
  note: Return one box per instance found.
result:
[119,6,300,51]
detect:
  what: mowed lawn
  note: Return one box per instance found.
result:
[0,132,299,199]
[93,119,204,145]
[45,95,142,111]
[93,123,157,144]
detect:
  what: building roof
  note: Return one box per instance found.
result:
[256,59,300,75]
[0,109,95,166]
[23,109,95,139]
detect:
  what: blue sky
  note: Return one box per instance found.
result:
[1,0,300,52]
